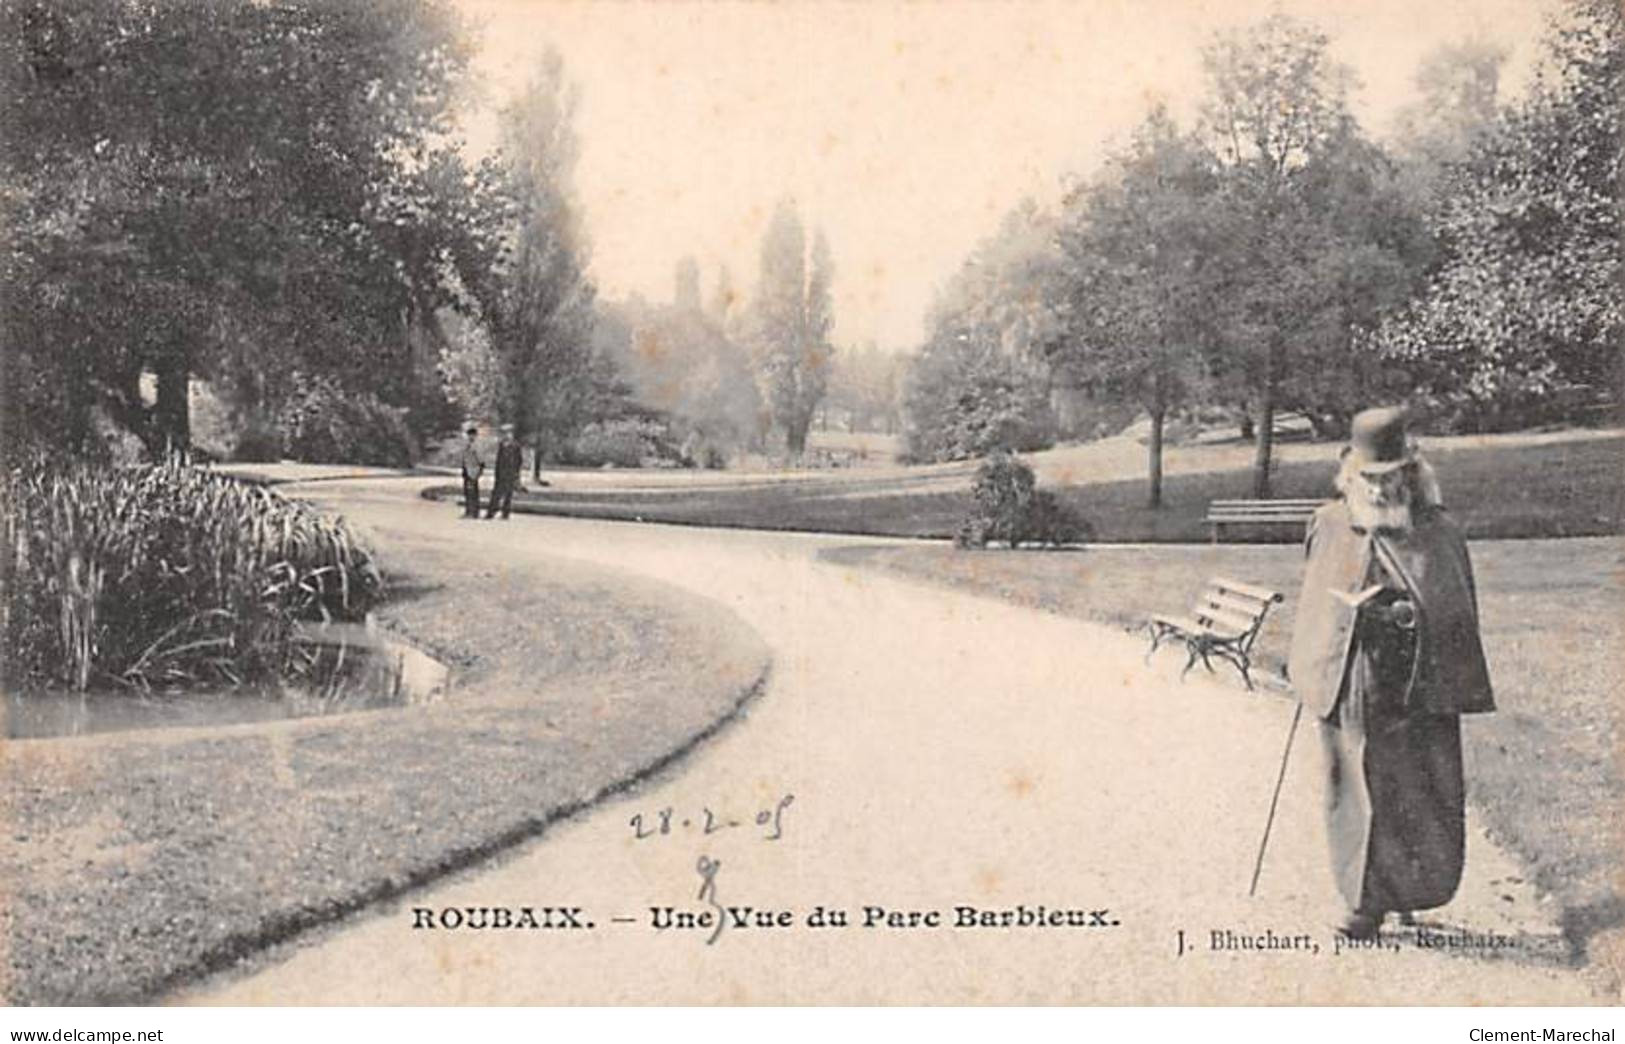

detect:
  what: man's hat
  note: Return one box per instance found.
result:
[465,424,478,435]
[1347,406,1411,473]
[499,422,515,434]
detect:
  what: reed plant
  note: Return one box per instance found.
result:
[3,454,384,692]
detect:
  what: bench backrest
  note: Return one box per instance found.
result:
[1207,499,1325,521]
[1190,576,1284,648]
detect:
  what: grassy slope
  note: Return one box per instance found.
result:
[1,528,770,1005]
[822,537,1625,963]
[452,433,1624,543]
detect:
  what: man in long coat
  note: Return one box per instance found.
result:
[485,423,522,520]
[1287,406,1494,939]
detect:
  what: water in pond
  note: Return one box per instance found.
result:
[2,620,451,740]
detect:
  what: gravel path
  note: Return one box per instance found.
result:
[186,477,1606,1004]
[2,482,767,1005]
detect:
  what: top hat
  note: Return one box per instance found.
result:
[1347,406,1411,473]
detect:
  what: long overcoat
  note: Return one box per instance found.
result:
[1288,500,1495,720]
[493,438,522,487]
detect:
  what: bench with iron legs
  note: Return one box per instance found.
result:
[1145,576,1284,691]
[1205,498,1326,543]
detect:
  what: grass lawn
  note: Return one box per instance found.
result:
[1,524,769,1004]
[822,536,1625,966]
[451,431,1624,543]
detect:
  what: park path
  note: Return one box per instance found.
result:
[188,478,1595,1004]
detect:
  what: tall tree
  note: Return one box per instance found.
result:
[481,51,603,478]
[748,200,834,454]
[1053,108,1220,507]
[1198,13,1424,493]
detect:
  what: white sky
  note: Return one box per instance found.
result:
[455,0,1555,352]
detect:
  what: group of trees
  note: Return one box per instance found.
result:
[1055,14,1434,501]
[903,1,1621,506]
[2,0,617,472]
[4,0,478,460]
[1367,0,1623,432]
[18,1,1608,482]
[746,200,837,455]
[592,199,853,463]
[1,0,859,470]
[591,260,760,462]
[903,201,1063,463]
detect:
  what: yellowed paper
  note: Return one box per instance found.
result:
[4,0,1620,1010]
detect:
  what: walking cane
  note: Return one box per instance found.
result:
[1249,700,1303,898]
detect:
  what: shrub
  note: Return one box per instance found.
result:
[955,451,1092,550]
[566,417,683,468]
[282,378,417,467]
[568,421,646,468]
[2,455,384,692]
[902,352,1055,463]
[678,430,731,470]
[231,420,284,463]
[399,381,467,447]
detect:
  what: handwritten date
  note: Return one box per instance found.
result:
[629,794,794,842]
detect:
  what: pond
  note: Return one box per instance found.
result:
[2,620,451,740]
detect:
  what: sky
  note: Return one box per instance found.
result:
[454,0,1557,353]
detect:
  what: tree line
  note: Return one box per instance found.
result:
[2,0,866,471]
[581,201,854,464]
[902,1,1621,505]
[5,0,481,461]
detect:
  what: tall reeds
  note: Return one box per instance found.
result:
[2,455,384,692]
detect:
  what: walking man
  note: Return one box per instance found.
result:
[1287,406,1494,939]
[486,423,522,520]
[459,424,484,519]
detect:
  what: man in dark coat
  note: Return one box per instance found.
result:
[459,424,484,519]
[1287,406,1494,939]
[485,423,522,520]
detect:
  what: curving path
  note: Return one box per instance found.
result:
[187,477,1603,1004]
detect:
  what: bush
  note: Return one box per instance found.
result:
[566,417,683,468]
[283,378,417,467]
[399,381,468,447]
[902,357,1055,463]
[678,430,731,470]
[2,456,384,692]
[1403,386,1620,436]
[955,451,1092,550]
[231,420,284,463]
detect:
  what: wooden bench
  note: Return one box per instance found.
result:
[1145,577,1284,691]
[1205,498,1325,543]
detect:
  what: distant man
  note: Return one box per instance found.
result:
[486,423,522,520]
[1287,406,1494,939]
[459,424,484,519]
